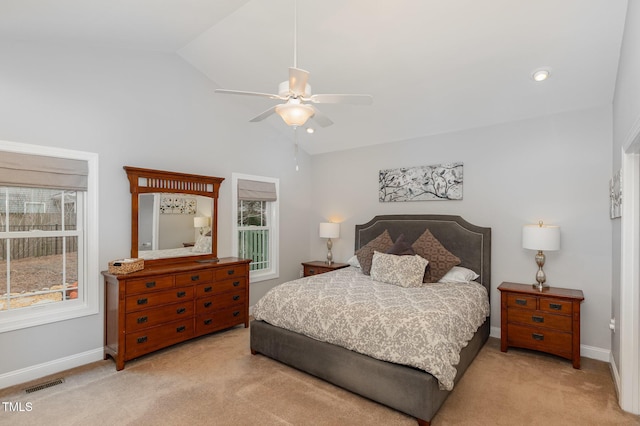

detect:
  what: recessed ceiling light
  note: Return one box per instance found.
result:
[306,127,315,134]
[532,69,550,82]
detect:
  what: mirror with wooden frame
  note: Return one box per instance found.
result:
[124,166,224,265]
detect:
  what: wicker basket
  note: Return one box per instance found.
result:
[108,258,144,274]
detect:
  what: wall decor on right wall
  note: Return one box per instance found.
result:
[610,169,622,219]
[379,162,463,202]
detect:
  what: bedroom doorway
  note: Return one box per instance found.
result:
[619,131,640,414]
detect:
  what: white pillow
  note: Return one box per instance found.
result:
[347,254,361,268]
[438,266,479,283]
[370,251,428,288]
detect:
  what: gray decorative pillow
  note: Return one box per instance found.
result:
[355,230,394,275]
[192,235,212,253]
[370,251,429,288]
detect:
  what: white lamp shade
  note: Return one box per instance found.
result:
[319,222,340,239]
[522,223,560,251]
[194,216,210,228]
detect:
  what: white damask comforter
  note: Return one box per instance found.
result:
[253,266,490,391]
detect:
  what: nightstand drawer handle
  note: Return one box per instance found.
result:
[233,281,240,287]
[309,269,316,274]
[227,269,235,275]
[137,316,148,324]
[204,319,212,325]
[204,286,212,293]
[204,301,212,308]
[532,333,544,341]
[233,295,240,301]
[532,315,544,323]
[177,291,186,298]
[176,326,186,333]
[549,303,562,310]
[176,307,186,314]
[233,311,240,317]
[145,281,156,288]
[137,298,148,305]
[191,275,200,281]
[137,336,147,344]
[515,299,527,306]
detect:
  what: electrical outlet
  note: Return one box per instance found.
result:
[610,318,616,333]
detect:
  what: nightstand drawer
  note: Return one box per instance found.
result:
[540,298,572,314]
[507,323,572,357]
[507,294,537,310]
[507,308,572,332]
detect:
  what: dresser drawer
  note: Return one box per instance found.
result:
[195,308,245,335]
[197,290,246,314]
[507,294,537,310]
[125,302,194,332]
[214,266,247,281]
[175,270,214,287]
[540,298,572,314]
[125,287,194,312]
[507,308,572,332]
[126,276,174,294]
[507,323,572,357]
[125,320,194,359]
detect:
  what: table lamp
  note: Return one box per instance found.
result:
[194,216,210,236]
[522,220,560,291]
[319,222,340,265]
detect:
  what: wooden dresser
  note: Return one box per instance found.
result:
[103,257,250,370]
[498,281,584,368]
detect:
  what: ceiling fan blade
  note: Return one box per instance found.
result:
[215,89,286,101]
[309,106,333,128]
[289,67,310,96]
[249,106,278,122]
[307,94,373,105]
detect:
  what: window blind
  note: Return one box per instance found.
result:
[237,179,277,202]
[0,151,88,191]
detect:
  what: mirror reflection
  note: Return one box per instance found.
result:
[137,193,213,260]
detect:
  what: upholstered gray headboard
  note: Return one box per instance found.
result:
[354,215,491,292]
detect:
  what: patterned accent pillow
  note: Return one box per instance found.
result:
[411,229,461,283]
[355,230,394,275]
[192,235,212,253]
[370,251,429,288]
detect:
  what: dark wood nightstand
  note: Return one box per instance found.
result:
[302,261,349,277]
[498,282,584,368]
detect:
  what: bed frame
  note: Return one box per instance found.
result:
[250,214,491,425]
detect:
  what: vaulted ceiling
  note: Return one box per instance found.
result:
[0,0,628,154]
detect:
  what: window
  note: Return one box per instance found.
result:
[0,141,98,332]
[231,173,279,282]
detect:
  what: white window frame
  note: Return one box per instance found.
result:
[231,173,279,283]
[0,140,99,333]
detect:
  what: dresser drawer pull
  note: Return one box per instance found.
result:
[191,275,200,281]
[233,311,240,317]
[176,326,186,333]
[515,299,527,306]
[136,316,148,324]
[227,269,235,275]
[176,291,187,298]
[549,303,563,311]
[532,333,544,341]
[145,281,156,288]
[204,301,212,308]
[308,269,316,274]
[176,307,186,314]
[137,336,148,344]
[204,286,213,293]
[532,315,544,323]
[204,319,212,325]
[233,281,240,287]
[233,295,240,301]
[137,298,148,305]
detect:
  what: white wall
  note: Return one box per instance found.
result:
[310,106,613,353]
[0,41,312,385]
[612,0,640,375]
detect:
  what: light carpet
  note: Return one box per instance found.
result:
[0,325,638,426]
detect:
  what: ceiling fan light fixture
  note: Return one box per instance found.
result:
[275,103,315,127]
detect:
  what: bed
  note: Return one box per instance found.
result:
[250,214,491,425]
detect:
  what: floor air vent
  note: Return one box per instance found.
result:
[25,378,65,394]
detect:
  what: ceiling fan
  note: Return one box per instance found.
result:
[214,0,373,129]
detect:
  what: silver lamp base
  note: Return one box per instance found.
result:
[532,250,549,291]
[325,238,333,265]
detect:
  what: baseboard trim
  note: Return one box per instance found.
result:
[610,354,622,398]
[490,326,610,362]
[0,348,103,390]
